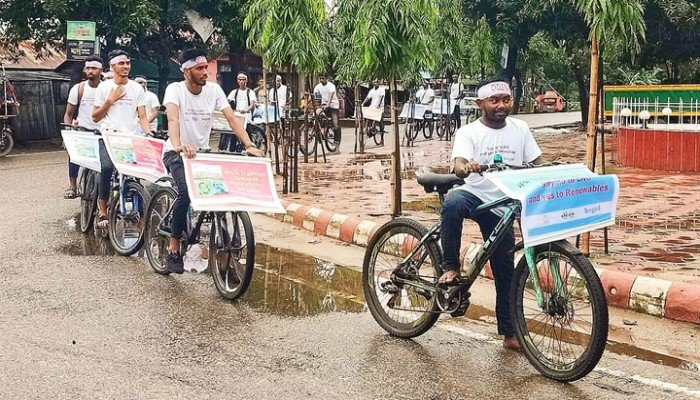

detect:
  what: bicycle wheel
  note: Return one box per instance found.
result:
[435,116,447,138]
[108,180,151,256]
[421,119,433,139]
[372,121,384,146]
[247,123,267,155]
[144,187,176,275]
[511,240,608,382]
[324,124,339,153]
[363,218,442,338]
[210,211,255,300]
[79,169,98,234]
[404,119,415,143]
[298,122,317,156]
[0,129,13,157]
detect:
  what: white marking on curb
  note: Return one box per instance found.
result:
[326,214,349,239]
[284,203,301,223]
[5,150,64,158]
[440,323,700,398]
[629,276,673,317]
[302,207,323,231]
[595,367,700,398]
[353,220,379,246]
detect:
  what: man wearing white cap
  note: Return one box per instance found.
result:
[91,49,152,229]
[162,48,263,274]
[62,55,103,199]
[439,78,542,350]
[219,72,256,151]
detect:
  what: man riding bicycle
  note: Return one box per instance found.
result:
[162,48,264,274]
[439,78,542,350]
[313,74,341,151]
[92,50,153,229]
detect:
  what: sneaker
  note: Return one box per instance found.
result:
[166,251,185,274]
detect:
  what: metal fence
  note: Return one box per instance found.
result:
[611,97,700,131]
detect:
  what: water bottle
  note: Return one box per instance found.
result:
[125,200,133,212]
[461,242,484,278]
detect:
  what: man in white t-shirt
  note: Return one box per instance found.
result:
[63,55,103,199]
[91,50,153,228]
[440,78,542,350]
[162,48,263,274]
[268,74,288,117]
[415,81,435,106]
[135,76,161,134]
[449,74,465,128]
[313,75,341,149]
[363,80,385,109]
[219,72,257,151]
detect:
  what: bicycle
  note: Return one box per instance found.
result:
[61,124,102,233]
[299,104,334,158]
[143,151,255,300]
[0,116,14,157]
[362,160,608,382]
[363,117,384,146]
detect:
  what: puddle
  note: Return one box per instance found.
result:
[246,243,365,317]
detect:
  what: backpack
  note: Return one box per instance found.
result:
[230,88,253,111]
[71,81,86,119]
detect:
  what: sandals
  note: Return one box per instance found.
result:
[63,187,77,199]
[96,214,109,229]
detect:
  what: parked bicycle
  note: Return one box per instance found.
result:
[363,159,608,382]
[144,151,256,300]
[60,124,101,233]
[299,101,335,157]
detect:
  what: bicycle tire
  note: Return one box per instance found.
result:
[421,120,433,139]
[363,218,442,338]
[324,124,339,153]
[298,122,317,156]
[372,122,384,146]
[436,116,447,138]
[404,119,418,143]
[510,240,608,382]
[79,169,98,234]
[144,187,176,275]
[108,180,151,256]
[0,129,13,157]
[210,211,255,300]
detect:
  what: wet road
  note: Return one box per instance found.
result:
[1,151,699,399]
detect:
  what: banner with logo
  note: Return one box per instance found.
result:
[183,153,285,213]
[399,103,428,120]
[102,133,167,182]
[66,21,97,60]
[432,99,457,115]
[486,164,619,247]
[61,130,102,172]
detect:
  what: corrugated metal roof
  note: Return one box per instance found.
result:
[0,41,66,70]
[4,69,71,81]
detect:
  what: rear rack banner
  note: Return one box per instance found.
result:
[486,164,620,246]
[102,132,168,183]
[60,130,102,172]
[183,153,285,213]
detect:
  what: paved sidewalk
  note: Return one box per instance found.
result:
[270,120,700,324]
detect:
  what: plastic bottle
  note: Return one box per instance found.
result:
[461,242,484,278]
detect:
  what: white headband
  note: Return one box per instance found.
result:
[85,61,102,69]
[109,55,130,65]
[237,73,247,79]
[180,56,208,72]
[477,81,511,100]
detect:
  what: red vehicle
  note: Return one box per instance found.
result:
[535,90,564,113]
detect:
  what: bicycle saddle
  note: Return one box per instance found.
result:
[415,171,465,194]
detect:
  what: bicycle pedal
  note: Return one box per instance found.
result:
[450,295,471,318]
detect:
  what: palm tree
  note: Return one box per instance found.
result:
[577,0,645,253]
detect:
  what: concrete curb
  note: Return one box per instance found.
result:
[270,199,700,325]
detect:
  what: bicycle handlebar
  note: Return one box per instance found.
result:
[60,123,101,135]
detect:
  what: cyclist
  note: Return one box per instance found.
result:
[313,74,341,151]
[439,78,542,350]
[162,48,264,274]
[219,72,256,151]
[134,76,161,135]
[63,55,103,199]
[362,80,385,135]
[449,74,465,128]
[415,81,435,107]
[92,50,153,229]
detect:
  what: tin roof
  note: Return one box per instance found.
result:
[0,41,66,70]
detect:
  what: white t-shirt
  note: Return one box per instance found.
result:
[416,88,435,105]
[144,90,160,131]
[227,88,256,113]
[163,81,230,152]
[67,82,100,130]
[268,84,288,110]
[450,82,464,100]
[314,82,339,109]
[366,87,386,109]
[93,79,146,134]
[451,117,542,208]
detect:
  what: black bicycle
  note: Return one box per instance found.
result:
[363,160,608,382]
[144,154,255,300]
[60,124,101,234]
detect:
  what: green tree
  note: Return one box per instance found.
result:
[467,17,498,79]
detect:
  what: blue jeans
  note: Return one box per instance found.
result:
[163,151,189,239]
[440,189,515,336]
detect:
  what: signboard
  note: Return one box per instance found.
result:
[432,99,457,115]
[67,21,97,60]
[361,107,383,122]
[61,130,102,172]
[399,104,428,120]
[183,153,285,213]
[486,164,619,247]
[102,133,168,183]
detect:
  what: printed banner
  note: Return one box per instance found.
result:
[253,104,281,124]
[183,153,285,213]
[399,103,428,120]
[61,130,102,172]
[362,107,383,122]
[102,132,167,183]
[486,164,619,246]
[432,99,458,115]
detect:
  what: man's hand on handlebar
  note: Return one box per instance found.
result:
[245,146,264,157]
[177,144,197,159]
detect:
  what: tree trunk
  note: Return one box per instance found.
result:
[581,37,600,256]
[575,66,589,127]
[390,79,402,217]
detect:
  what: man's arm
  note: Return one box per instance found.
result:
[147,106,159,123]
[93,86,125,122]
[165,103,194,158]
[222,107,263,157]
[453,157,481,179]
[63,103,77,125]
[137,106,152,134]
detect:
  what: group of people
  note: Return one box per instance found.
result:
[415,74,466,129]
[61,46,540,349]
